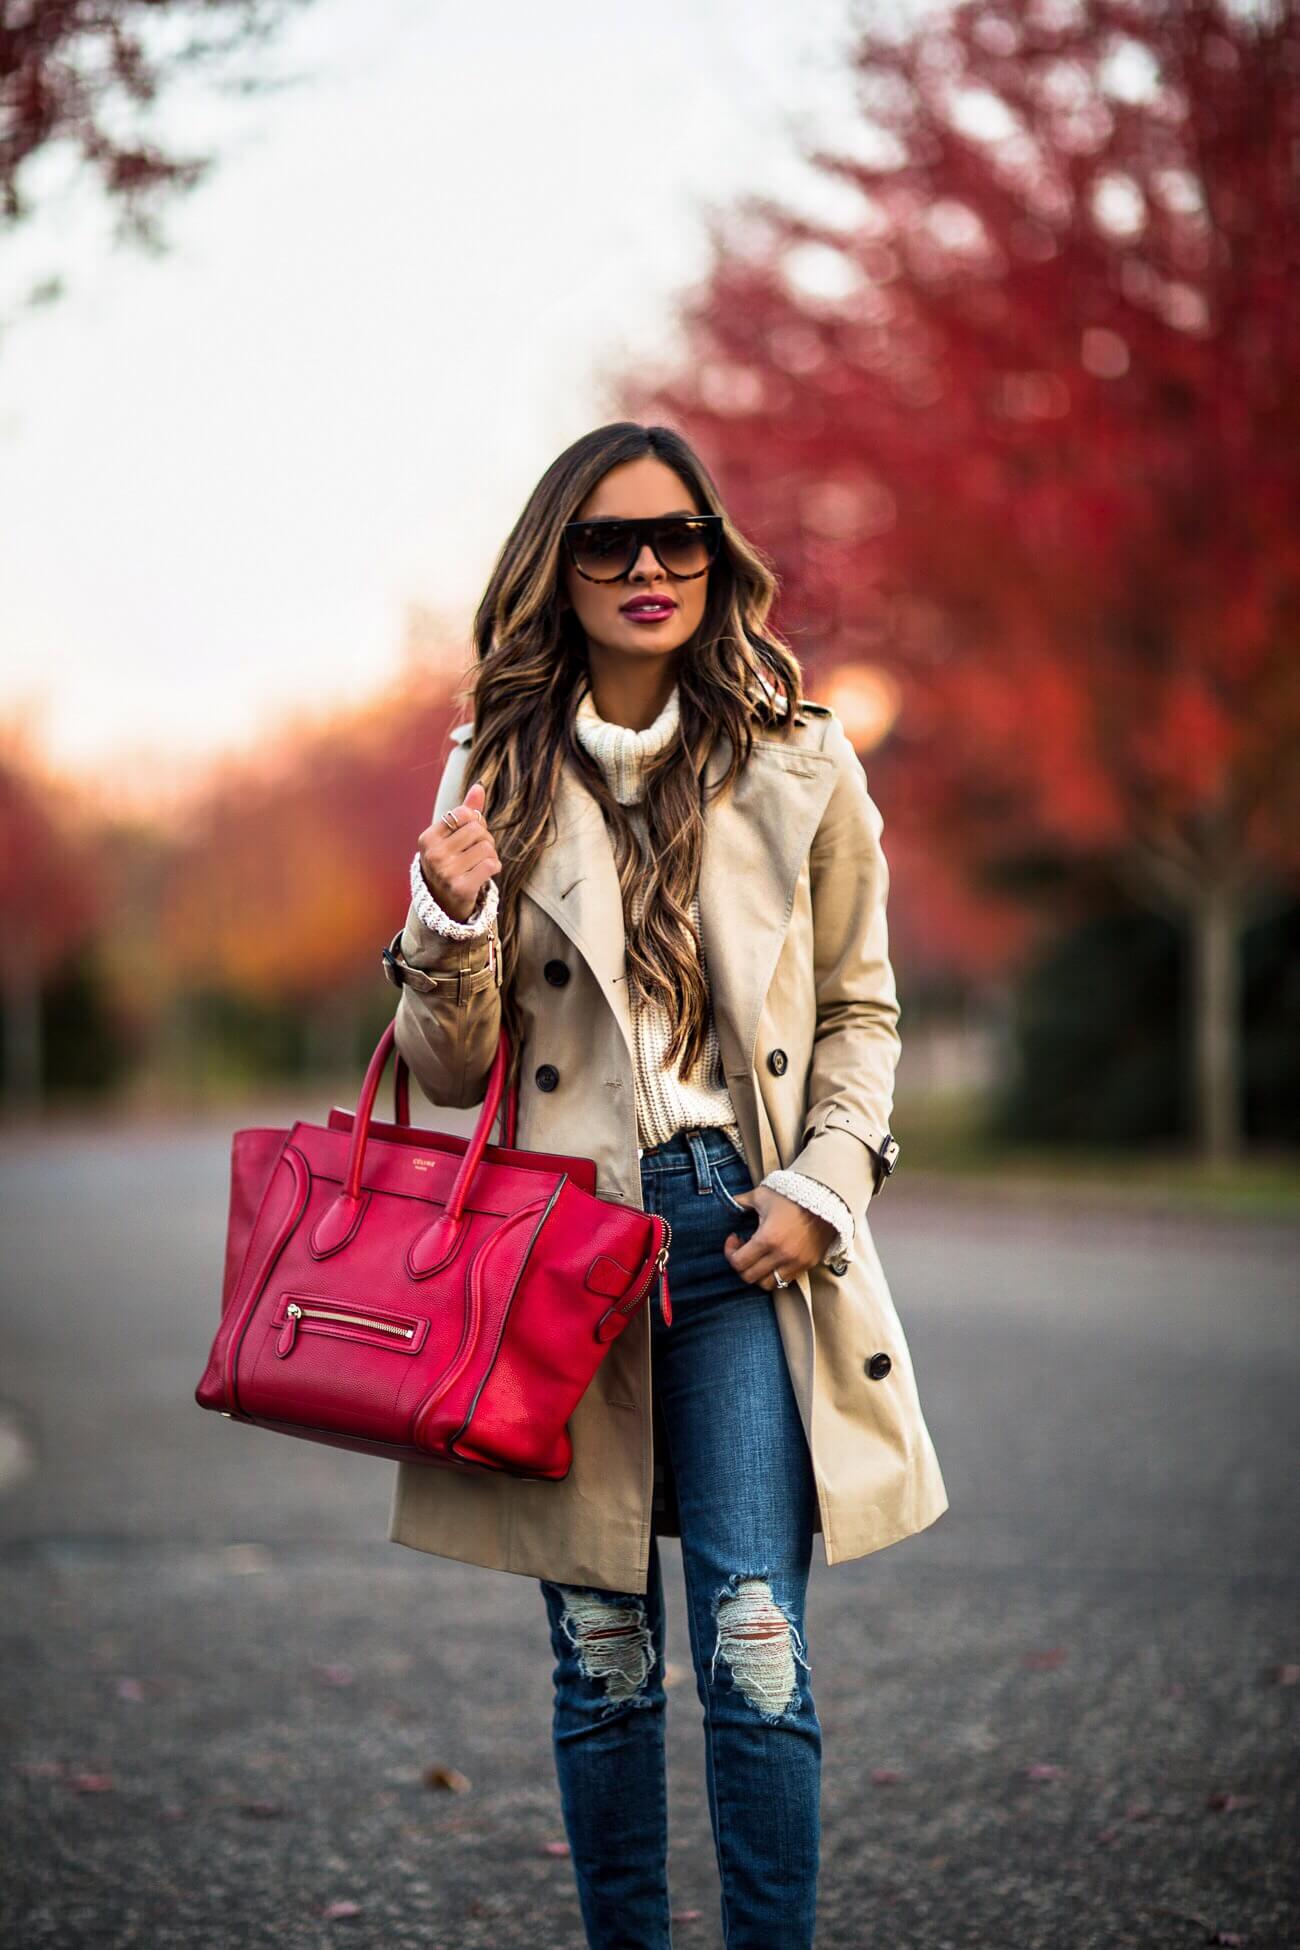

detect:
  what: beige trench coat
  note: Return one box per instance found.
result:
[382,700,948,1593]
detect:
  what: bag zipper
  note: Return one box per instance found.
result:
[277,1301,416,1357]
[630,1222,673,1328]
[658,1239,672,1326]
[595,1218,673,1337]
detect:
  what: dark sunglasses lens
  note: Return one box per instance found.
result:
[567,523,636,580]
[566,518,718,580]
[652,519,716,576]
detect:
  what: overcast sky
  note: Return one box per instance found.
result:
[1,0,880,807]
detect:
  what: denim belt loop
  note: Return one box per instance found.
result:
[684,1130,715,1195]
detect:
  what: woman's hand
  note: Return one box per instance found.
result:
[723,1187,837,1292]
[416,779,502,924]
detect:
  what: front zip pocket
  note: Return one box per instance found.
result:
[274,1294,429,1358]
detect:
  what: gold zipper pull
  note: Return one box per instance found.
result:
[656,1223,672,1326]
[277,1302,302,1358]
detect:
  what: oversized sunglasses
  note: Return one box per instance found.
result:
[561,513,723,583]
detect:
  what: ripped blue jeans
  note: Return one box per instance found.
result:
[539,1126,821,1950]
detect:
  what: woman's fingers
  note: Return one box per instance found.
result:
[439,799,491,859]
[416,779,502,920]
[722,1187,837,1289]
[724,1230,801,1290]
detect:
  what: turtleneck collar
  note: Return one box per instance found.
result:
[574,677,681,806]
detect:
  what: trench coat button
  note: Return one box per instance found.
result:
[535,1064,560,1092]
[543,959,570,986]
[865,1351,892,1381]
[767,1048,789,1076]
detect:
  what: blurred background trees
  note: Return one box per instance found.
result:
[625,0,1300,1159]
[2,0,1296,1172]
[1,0,313,330]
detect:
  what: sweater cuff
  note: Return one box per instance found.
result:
[761,1168,855,1266]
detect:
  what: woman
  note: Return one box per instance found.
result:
[383,421,948,1948]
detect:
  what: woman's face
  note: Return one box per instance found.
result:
[561,455,711,665]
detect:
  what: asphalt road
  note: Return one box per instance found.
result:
[1,1113,1297,1948]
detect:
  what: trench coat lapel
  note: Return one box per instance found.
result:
[522,729,838,1088]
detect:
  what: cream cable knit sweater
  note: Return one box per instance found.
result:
[409,680,855,1268]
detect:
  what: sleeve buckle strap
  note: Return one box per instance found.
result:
[800,1103,901,1196]
[380,929,500,998]
[380,937,407,989]
[872,1133,901,1194]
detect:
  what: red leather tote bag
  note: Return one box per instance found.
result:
[195,1020,672,1481]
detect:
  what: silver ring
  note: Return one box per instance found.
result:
[440,809,462,832]
[772,1270,789,1288]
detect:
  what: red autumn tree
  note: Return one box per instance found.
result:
[155,617,471,1073]
[624,0,1300,1158]
[1,0,313,327]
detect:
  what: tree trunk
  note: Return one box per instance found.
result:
[0,936,42,1110]
[1190,883,1242,1161]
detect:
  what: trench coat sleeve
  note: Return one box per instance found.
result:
[386,741,502,1112]
[781,712,902,1226]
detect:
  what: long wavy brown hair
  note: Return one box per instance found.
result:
[451,421,810,1103]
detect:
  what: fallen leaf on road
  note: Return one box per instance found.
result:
[541,1840,571,1856]
[1022,1647,1068,1669]
[1148,1911,1250,1945]
[1024,1762,1065,1781]
[423,1765,472,1793]
[66,1772,115,1793]
[320,1899,362,1919]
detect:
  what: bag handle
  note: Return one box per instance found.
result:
[313,1021,516,1256]
[390,1045,518,1148]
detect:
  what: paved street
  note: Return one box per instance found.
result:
[2,1114,1297,1948]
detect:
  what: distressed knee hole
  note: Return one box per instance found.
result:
[557,1589,655,1705]
[710,1575,809,1721]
